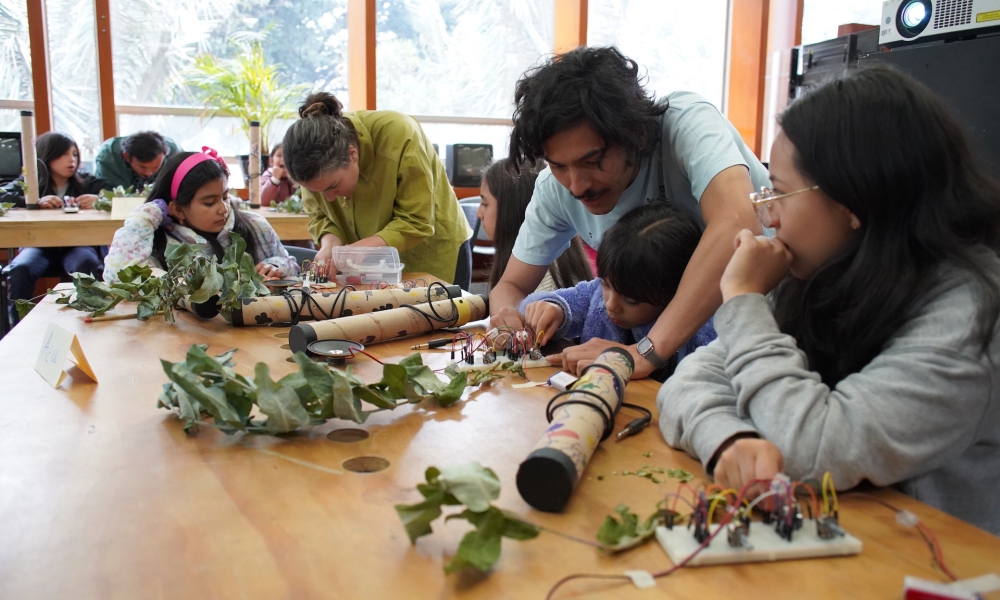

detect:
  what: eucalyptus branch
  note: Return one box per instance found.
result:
[158,345,470,435]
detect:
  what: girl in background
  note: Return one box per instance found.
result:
[522,202,716,381]
[260,142,298,206]
[658,66,1000,534]
[477,159,592,292]
[104,148,298,282]
[2,132,107,326]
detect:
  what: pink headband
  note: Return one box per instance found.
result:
[170,146,229,199]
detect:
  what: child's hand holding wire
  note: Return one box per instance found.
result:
[523,301,564,347]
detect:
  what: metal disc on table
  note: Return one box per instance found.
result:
[263,278,299,290]
[306,339,364,362]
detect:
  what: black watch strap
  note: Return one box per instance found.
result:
[637,336,667,370]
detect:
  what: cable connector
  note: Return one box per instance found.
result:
[615,416,651,441]
[896,509,920,528]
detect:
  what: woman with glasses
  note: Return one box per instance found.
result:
[657,65,1000,535]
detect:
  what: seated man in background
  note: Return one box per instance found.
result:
[95,130,181,190]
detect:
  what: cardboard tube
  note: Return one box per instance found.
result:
[516,347,635,512]
[248,120,261,208]
[231,285,462,326]
[20,111,39,209]
[288,294,488,353]
[175,295,222,320]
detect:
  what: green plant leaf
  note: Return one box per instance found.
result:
[394,495,444,544]
[435,371,468,407]
[595,504,662,552]
[444,506,505,573]
[438,463,501,512]
[253,363,310,434]
[14,299,35,319]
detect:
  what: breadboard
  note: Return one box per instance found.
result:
[453,357,551,372]
[656,524,862,566]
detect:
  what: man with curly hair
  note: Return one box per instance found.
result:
[489,46,771,379]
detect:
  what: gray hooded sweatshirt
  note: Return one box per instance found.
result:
[658,257,1000,535]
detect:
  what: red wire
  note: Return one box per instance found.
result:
[349,348,384,365]
[842,493,956,581]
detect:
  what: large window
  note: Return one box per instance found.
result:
[801,0,881,45]
[375,0,555,158]
[0,0,33,131]
[46,0,101,163]
[588,0,729,110]
[111,0,348,157]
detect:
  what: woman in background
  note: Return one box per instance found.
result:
[477,159,592,293]
[1,132,107,326]
[282,92,472,287]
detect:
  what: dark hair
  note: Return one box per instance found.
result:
[596,201,702,306]
[282,92,359,183]
[122,131,169,163]
[508,46,667,171]
[145,152,260,268]
[772,65,1000,386]
[483,159,593,289]
[270,141,283,156]
[35,131,87,196]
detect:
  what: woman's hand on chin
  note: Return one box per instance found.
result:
[720,229,792,302]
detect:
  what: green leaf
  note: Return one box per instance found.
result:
[136,297,160,320]
[377,364,408,400]
[14,299,35,319]
[254,363,311,434]
[438,463,501,512]
[353,385,399,410]
[595,504,661,552]
[394,494,444,544]
[444,506,505,573]
[168,363,242,427]
[188,262,224,304]
[435,371,468,407]
[330,367,367,423]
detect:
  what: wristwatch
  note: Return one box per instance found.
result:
[637,336,667,370]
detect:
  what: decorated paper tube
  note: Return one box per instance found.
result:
[288,294,488,353]
[248,120,261,208]
[20,111,39,209]
[230,285,462,327]
[516,347,635,512]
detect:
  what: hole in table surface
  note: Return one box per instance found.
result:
[327,429,370,443]
[343,456,390,473]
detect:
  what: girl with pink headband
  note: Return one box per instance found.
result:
[103,147,298,283]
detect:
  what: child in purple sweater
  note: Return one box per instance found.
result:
[520,202,716,380]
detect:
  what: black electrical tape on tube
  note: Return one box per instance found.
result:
[289,322,319,354]
[191,296,221,320]
[516,448,578,512]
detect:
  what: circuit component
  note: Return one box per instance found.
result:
[727,518,752,550]
[816,514,845,539]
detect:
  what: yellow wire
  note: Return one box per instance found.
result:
[706,489,742,524]
[822,472,839,514]
[534,329,545,348]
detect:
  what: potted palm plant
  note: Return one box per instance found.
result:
[187,38,308,185]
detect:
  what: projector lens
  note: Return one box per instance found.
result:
[901,1,928,28]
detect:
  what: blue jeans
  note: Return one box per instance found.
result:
[7,246,103,326]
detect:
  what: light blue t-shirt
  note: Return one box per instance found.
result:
[512,91,772,266]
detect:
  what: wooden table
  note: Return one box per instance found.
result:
[1,290,998,599]
[0,206,310,250]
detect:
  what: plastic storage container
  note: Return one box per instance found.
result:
[331,246,404,286]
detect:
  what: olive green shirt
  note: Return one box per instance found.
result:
[302,111,472,283]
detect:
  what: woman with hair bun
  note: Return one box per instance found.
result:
[282,93,472,287]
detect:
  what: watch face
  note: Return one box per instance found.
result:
[638,337,651,354]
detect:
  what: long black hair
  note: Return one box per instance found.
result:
[282,92,359,183]
[773,65,1000,385]
[508,46,667,171]
[483,159,593,289]
[35,132,89,197]
[146,152,260,268]
[596,201,702,306]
